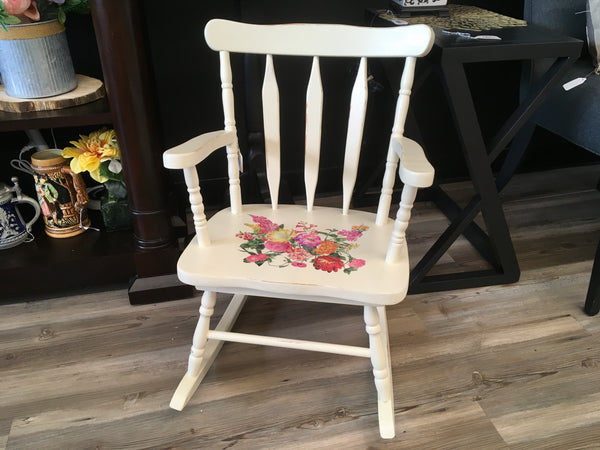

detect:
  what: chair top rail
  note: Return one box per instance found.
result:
[205,19,434,58]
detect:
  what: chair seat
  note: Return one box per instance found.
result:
[177,204,409,306]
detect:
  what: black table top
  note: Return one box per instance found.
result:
[432,24,582,62]
[366,9,583,62]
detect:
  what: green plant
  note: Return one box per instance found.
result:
[0,0,89,30]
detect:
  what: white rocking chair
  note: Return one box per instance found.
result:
[163,19,435,439]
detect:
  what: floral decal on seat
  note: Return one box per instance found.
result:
[237,215,368,274]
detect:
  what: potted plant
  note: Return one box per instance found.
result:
[61,128,132,232]
[0,0,89,99]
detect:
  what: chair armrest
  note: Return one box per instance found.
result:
[392,137,435,188]
[163,130,236,169]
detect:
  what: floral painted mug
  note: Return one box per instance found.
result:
[31,149,90,238]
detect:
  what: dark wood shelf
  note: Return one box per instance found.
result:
[1,0,187,304]
[0,89,132,300]
[0,217,136,299]
[0,97,112,132]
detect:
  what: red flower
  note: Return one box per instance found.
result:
[313,255,344,273]
[245,253,267,263]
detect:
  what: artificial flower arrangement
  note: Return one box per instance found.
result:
[61,128,131,231]
[0,0,89,30]
[61,128,127,202]
[237,215,368,274]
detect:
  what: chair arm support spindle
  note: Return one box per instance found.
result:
[183,167,211,247]
[163,130,238,247]
[386,184,418,264]
[385,137,434,263]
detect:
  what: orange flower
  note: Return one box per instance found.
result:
[314,240,338,255]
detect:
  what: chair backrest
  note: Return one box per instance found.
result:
[204,19,434,221]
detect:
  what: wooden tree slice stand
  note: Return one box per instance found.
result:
[0,75,105,113]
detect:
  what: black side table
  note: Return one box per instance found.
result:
[585,241,600,315]
[407,25,582,293]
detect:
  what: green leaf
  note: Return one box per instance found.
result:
[57,7,66,24]
[99,160,124,182]
[104,180,127,199]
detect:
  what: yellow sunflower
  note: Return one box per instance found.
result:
[61,128,120,183]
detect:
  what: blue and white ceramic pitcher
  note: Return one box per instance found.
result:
[0,177,41,250]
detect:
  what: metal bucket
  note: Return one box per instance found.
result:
[0,20,77,99]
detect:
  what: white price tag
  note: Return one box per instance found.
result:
[562,77,587,91]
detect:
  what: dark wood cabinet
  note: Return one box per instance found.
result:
[0,0,192,303]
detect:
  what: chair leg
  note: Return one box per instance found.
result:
[170,292,247,410]
[364,306,395,439]
[584,239,600,316]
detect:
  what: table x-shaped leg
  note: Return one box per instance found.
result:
[409,54,579,294]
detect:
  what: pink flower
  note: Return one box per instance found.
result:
[291,262,307,268]
[295,232,322,248]
[245,253,267,263]
[348,258,366,268]
[236,232,254,240]
[286,247,311,262]
[2,0,40,21]
[250,215,279,234]
[265,240,292,252]
[338,229,362,241]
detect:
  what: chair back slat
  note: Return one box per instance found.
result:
[376,57,417,226]
[304,56,323,211]
[220,51,242,214]
[342,57,368,215]
[262,54,281,209]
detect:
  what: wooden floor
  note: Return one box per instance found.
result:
[2,166,600,449]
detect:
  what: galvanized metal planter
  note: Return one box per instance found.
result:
[0,20,77,99]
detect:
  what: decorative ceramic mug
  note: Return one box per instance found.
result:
[31,149,90,238]
[0,177,41,250]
